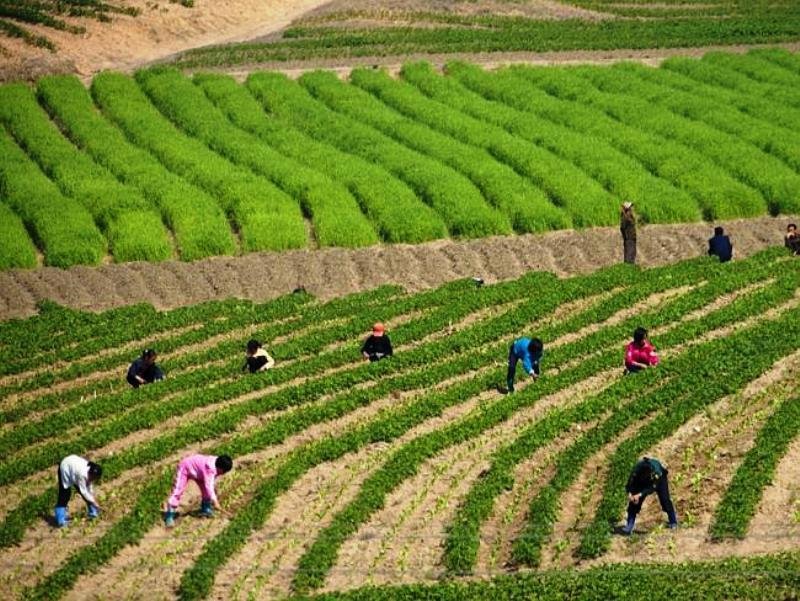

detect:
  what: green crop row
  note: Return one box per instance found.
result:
[137,68,379,248]
[300,69,567,233]
[711,393,800,540]
[0,127,105,267]
[246,72,511,239]
[494,64,770,221]
[36,75,236,261]
[0,200,37,269]
[442,254,786,573]
[566,65,800,216]
[396,62,700,225]
[0,84,172,262]
[193,73,447,244]
[90,72,307,252]
[578,303,800,558]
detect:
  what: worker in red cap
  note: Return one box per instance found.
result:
[361,322,393,362]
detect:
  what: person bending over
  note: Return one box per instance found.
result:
[622,456,677,534]
[624,327,659,375]
[54,455,102,527]
[506,337,543,394]
[163,454,233,527]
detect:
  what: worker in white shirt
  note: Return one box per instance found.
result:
[54,455,102,527]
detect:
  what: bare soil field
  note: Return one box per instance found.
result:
[0,215,794,321]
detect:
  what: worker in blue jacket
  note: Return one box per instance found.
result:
[506,337,543,393]
[708,226,733,263]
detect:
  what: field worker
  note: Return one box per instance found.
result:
[506,337,543,394]
[708,226,733,263]
[620,201,637,265]
[624,327,659,375]
[54,455,102,527]
[126,348,164,388]
[786,223,800,256]
[163,454,233,527]
[622,456,677,534]
[361,322,393,362]
[242,339,275,373]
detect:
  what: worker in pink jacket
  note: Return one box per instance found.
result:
[624,327,660,375]
[163,454,233,527]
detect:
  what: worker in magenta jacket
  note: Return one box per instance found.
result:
[163,454,233,527]
[624,327,659,375]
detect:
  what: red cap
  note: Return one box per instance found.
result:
[372,322,385,335]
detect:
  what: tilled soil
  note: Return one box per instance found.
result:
[0,216,794,322]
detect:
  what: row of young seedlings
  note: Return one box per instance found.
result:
[0,270,563,547]
[292,253,795,591]
[448,61,768,222]
[172,15,800,67]
[0,84,172,262]
[23,257,648,598]
[352,63,698,227]
[0,275,500,492]
[183,254,770,598]
[442,253,791,573]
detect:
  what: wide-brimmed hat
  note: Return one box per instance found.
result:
[622,201,633,209]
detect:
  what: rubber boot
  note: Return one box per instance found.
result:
[87,504,100,519]
[666,508,678,529]
[506,378,515,394]
[164,507,176,528]
[622,515,636,535]
[199,500,214,518]
[54,506,69,528]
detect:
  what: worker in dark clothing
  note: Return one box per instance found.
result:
[786,223,800,256]
[622,457,677,535]
[361,322,393,362]
[708,226,733,263]
[126,349,164,388]
[242,339,275,373]
[620,202,637,265]
[506,337,543,394]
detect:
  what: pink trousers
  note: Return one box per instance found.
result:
[167,465,209,508]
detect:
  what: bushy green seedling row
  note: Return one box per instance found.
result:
[300,69,568,233]
[36,75,236,261]
[91,72,307,252]
[0,84,172,263]
[246,72,511,239]
[0,200,37,269]
[137,68,379,248]
[0,127,106,267]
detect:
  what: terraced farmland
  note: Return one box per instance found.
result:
[2,49,800,269]
[1,248,799,600]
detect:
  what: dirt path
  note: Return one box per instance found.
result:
[1,216,793,322]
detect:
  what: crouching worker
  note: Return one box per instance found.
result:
[163,454,233,527]
[622,457,677,534]
[362,322,393,362]
[708,226,733,263]
[506,337,543,394]
[624,327,659,375]
[127,349,164,388]
[242,339,275,373]
[54,455,102,527]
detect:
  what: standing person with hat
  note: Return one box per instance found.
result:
[361,322,393,362]
[126,349,164,388]
[242,339,275,374]
[620,202,637,265]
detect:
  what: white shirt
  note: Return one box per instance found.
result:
[59,455,97,505]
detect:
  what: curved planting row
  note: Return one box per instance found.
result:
[2,248,799,600]
[1,50,800,267]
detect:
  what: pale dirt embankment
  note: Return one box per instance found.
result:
[0,215,794,321]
